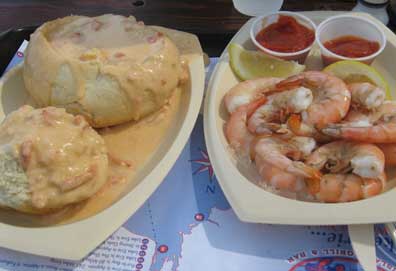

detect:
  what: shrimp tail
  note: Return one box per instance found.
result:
[306,178,321,195]
[292,161,322,180]
[254,123,291,135]
[292,161,322,195]
[287,114,302,134]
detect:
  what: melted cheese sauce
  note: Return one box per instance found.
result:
[1,84,184,226]
[0,106,107,211]
[60,86,183,224]
[49,15,161,64]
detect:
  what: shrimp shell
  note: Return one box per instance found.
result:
[224,77,282,114]
[225,98,267,155]
[247,87,313,135]
[275,71,351,138]
[306,140,386,203]
[316,173,386,203]
[253,136,321,194]
[348,82,385,110]
[323,101,396,143]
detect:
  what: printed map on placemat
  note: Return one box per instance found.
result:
[0,43,396,271]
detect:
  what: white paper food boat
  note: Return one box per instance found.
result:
[204,11,396,225]
[0,52,205,260]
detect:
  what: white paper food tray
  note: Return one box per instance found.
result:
[204,11,396,225]
[0,53,205,259]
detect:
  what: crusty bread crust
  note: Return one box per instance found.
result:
[23,14,182,127]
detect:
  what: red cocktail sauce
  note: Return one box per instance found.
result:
[323,35,380,58]
[255,15,315,53]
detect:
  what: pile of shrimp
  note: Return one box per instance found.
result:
[224,71,396,203]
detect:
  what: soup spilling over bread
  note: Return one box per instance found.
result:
[0,14,202,222]
[23,14,184,127]
[0,106,108,214]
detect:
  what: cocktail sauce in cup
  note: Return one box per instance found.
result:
[316,14,386,66]
[250,11,316,64]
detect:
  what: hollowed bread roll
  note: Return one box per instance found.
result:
[23,14,182,127]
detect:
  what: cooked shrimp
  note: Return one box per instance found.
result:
[19,140,33,170]
[274,71,350,138]
[253,136,321,194]
[247,87,313,135]
[322,101,396,143]
[61,164,97,192]
[306,141,385,178]
[315,173,386,203]
[378,143,396,166]
[288,136,317,158]
[224,77,282,113]
[334,83,387,157]
[305,140,386,202]
[225,98,267,154]
[348,82,385,110]
[108,153,134,168]
[255,159,305,193]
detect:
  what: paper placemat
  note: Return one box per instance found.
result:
[0,42,396,271]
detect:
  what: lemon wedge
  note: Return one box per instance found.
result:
[323,60,391,100]
[228,43,305,81]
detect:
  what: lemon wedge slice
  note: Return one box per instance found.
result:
[228,43,305,81]
[323,60,391,100]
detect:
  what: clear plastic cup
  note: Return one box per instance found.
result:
[316,14,386,66]
[250,11,316,64]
